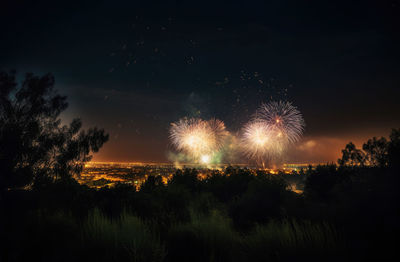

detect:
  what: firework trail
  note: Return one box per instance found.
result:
[169,118,228,162]
[241,101,305,164]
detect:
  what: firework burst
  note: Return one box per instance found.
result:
[169,118,228,162]
[257,101,305,145]
[241,101,305,164]
[241,120,273,160]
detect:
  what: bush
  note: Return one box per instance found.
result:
[229,174,288,230]
[203,168,254,202]
[166,210,242,262]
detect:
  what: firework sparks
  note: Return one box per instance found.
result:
[241,101,305,164]
[169,118,228,162]
[241,121,273,160]
[200,154,211,164]
[257,101,305,145]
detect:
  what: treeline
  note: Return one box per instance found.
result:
[338,129,400,168]
[2,162,399,261]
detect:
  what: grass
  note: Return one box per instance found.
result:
[81,209,166,262]
[244,219,343,261]
[2,205,347,262]
[165,209,342,262]
[2,209,166,262]
[167,209,243,262]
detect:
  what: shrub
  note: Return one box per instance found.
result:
[229,174,288,230]
[166,210,242,262]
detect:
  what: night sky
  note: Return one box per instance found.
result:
[1,0,400,163]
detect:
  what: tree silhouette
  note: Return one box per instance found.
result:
[388,128,400,168]
[140,175,164,193]
[337,130,400,168]
[337,142,365,166]
[0,71,109,191]
[362,137,388,167]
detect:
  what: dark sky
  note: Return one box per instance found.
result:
[1,0,400,163]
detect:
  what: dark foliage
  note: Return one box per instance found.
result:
[203,168,254,202]
[2,162,400,261]
[0,71,109,191]
[229,174,287,230]
[338,128,400,168]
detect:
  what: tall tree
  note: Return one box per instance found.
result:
[388,128,400,168]
[362,137,388,167]
[337,142,366,167]
[0,71,109,190]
